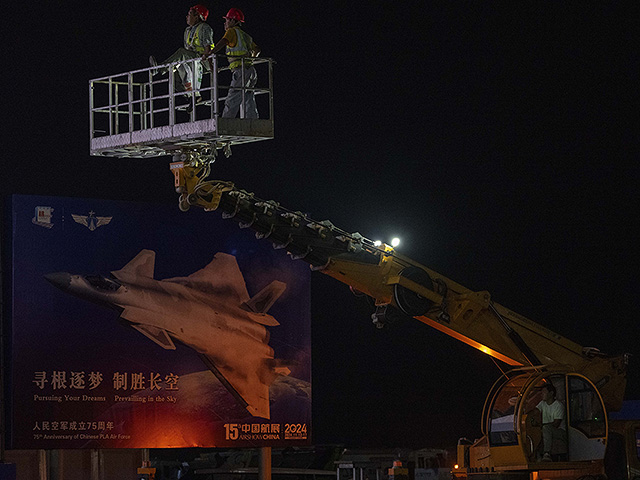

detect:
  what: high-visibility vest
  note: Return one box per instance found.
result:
[185,23,214,54]
[226,27,254,69]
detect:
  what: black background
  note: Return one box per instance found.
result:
[3,2,638,448]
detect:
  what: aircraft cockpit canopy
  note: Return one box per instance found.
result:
[86,275,121,292]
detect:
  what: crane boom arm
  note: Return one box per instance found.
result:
[174,169,627,410]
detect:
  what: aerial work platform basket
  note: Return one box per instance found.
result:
[89,55,274,158]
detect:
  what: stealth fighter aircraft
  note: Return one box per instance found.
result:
[45,250,289,419]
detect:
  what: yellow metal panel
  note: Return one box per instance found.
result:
[488,445,527,467]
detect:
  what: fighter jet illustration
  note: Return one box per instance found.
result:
[44,250,289,419]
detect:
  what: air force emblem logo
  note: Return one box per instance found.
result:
[71,211,113,231]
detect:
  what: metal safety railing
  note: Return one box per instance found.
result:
[89,54,274,158]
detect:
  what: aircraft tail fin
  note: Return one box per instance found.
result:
[241,280,286,315]
[112,249,156,279]
[198,353,270,419]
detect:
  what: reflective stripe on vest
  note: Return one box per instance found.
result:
[185,23,213,54]
[226,27,254,69]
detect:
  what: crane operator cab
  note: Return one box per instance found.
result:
[480,369,607,469]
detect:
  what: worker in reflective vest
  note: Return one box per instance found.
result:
[150,5,214,100]
[209,8,260,118]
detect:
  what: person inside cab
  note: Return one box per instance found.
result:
[536,383,567,461]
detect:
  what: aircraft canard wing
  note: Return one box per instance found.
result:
[165,252,250,303]
[130,324,176,350]
[111,249,156,280]
[198,353,271,419]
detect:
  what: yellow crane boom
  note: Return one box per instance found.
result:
[172,166,628,411]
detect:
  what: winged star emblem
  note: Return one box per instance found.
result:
[71,211,113,231]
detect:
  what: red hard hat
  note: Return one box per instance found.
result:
[223,8,245,23]
[191,4,209,21]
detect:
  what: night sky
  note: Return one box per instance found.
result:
[3,2,639,449]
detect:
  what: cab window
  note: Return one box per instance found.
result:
[568,376,605,438]
[489,378,527,446]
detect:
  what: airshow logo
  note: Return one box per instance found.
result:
[71,211,113,231]
[32,206,55,229]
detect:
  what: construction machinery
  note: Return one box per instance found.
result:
[87,57,638,479]
[168,162,637,480]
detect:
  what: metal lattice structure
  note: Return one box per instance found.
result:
[89,55,274,158]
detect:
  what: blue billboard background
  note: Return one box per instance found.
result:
[7,195,311,449]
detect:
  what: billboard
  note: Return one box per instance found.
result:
[6,195,311,449]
